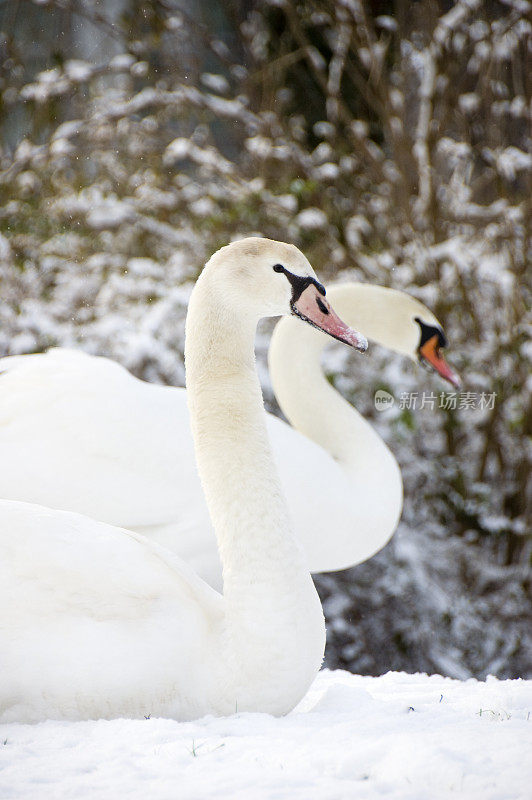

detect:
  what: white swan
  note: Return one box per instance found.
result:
[268,283,460,569]
[0,237,368,723]
[0,285,458,587]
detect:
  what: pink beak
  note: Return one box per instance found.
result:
[292,283,368,352]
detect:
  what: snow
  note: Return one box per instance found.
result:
[86,199,133,230]
[494,147,532,180]
[313,121,336,139]
[458,93,480,113]
[64,60,93,82]
[375,15,398,32]
[0,234,11,260]
[200,73,230,94]
[315,162,339,181]
[52,120,82,140]
[49,138,74,157]
[163,138,234,175]
[1,670,530,800]
[274,194,298,213]
[109,54,136,71]
[295,208,328,230]
[312,143,334,163]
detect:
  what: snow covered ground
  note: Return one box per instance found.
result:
[1,669,530,800]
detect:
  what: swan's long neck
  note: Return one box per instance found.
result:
[269,284,403,546]
[185,266,324,713]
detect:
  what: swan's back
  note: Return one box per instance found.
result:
[0,349,211,526]
[0,349,358,580]
[0,499,222,723]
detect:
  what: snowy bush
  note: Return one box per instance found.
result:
[0,0,530,678]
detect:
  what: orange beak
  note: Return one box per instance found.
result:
[419,335,460,389]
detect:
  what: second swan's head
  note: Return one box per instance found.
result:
[322,283,461,388]
[203,237,368,352]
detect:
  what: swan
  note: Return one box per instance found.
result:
[0,237,368,723]
[0,286,458,588]
[268,283,460,569]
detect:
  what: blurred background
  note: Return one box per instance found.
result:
[0,0,530,678]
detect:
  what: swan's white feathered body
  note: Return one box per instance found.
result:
[1,499,223,723]
[0,349,352,588]
[0,237,367,723]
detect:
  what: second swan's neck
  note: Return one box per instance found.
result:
[269,284,403,549]
[185,265,325,714]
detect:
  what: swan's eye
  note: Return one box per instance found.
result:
[273,264,285,273]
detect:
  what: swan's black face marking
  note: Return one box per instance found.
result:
[274,263,368,351]
[316,297,329,315]
[415,317,447,353]
[272,263,326,309]
[414,316,460,387]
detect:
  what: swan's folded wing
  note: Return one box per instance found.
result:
[0,349,210,530]
[0,499,223,722]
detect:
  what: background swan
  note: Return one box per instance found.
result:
[269,283,460,570]
[0,285,457,588]
[0,237,368,723]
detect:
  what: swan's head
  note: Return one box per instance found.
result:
[326,285,460,388]
[205,238,368,351]
[380,292,460,389]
